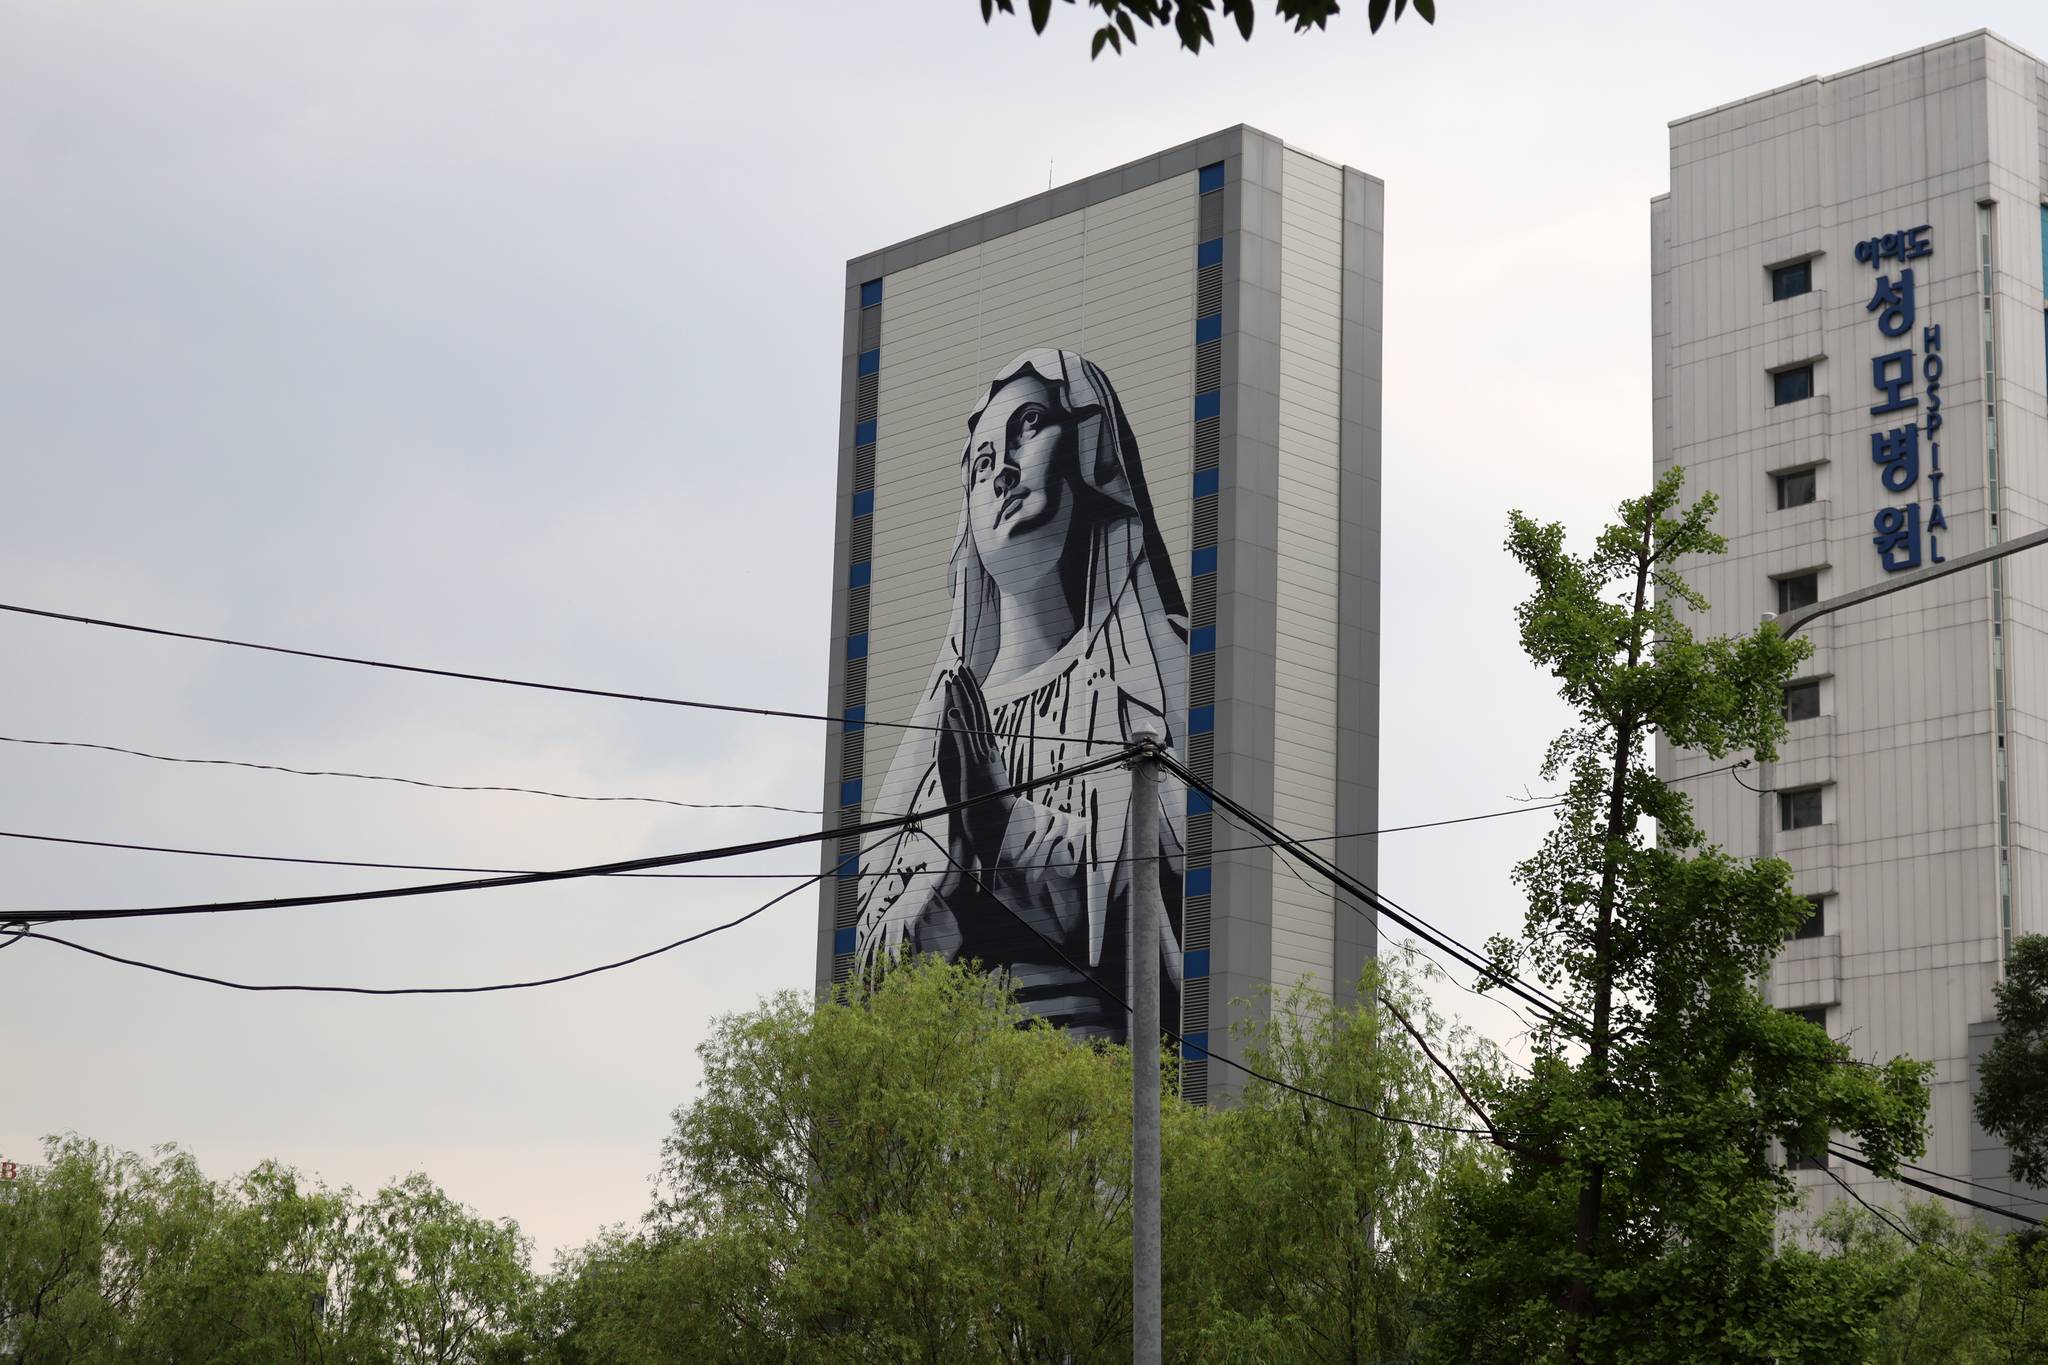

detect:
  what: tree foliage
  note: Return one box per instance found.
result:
[1434,470,1935,1363]
[0,1136,532,1364]
[1977,932,2048,1188]
[1814,1200,2048,1363]
[1175,968,1505,1360]
[976,0,1432,58]
[520,953,1500,1363]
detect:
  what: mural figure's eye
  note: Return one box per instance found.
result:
[974,450,996,482]
[1014,405,1046,441]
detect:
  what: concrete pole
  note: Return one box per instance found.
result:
[1127,720,1164,1365]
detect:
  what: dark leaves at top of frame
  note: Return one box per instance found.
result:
[981,0,1431,56]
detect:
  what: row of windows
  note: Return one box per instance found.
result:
[1765,251,1836,1175]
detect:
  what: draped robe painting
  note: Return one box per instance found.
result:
[854,349,1188,1043]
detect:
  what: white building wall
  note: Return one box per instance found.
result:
[1268,149,1346,996]
[1654,30,2048,1224]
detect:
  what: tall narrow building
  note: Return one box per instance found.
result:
[1653,31,2048,1222]
[815,127,1384,1102]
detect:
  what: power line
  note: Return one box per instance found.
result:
[3,750,1131,925]
[0,601,1116,748]
[910,826,1492,1139]
[1864,1153,2048,1211]
[1194,765,2048,1227]
[0,734,821,815]
[0,791,1647,887]
[1818,1164,2016,1296]
[1821,1163,1927,1246]
[1166,753,1583,1034]
[1199,791,1549,1041]
[1825,1137,2048,1211]
[0,829,835,880]
[3,830,893,995]
[1827,1145,2044,1229]
[1247,815,1537,1076]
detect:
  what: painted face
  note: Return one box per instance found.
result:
[964,374,1078,584]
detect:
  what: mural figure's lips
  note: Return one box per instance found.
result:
[996,491,1029,525]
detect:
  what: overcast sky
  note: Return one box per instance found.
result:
[4,0,2042,1263]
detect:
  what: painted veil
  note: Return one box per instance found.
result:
[853,348,1188,1041]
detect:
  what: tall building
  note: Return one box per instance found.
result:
[815,127,1384,1103]
[1653,31,2048,1222]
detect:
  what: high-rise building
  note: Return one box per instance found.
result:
[815,127,1384,1103]
[1653,30,2048,1223]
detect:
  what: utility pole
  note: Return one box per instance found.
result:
[1128,719,1164,1365]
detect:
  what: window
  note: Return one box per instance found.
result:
[1775,468,1817,508]
[1771,259,1813,301]
[1773,364,1815,405]
[1792,894,1827,941]
[1780,787,1824,831]
[1777,572,1820,613]
[1783,680,1821,722]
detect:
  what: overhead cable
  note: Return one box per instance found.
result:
[3,749,1130,924]
[0,790,1645,887]
[911,826,1492,1139]
[0,734,821,815]
[3,829,894,995]
[1827,1145,2045,1228]
[0,601,1115,748]
[1165,752,1583,1033]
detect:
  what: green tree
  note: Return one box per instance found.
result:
[975,0,1432,57]
[347,1172,532,1365]
[0,1136,218,1364]
[1434,471,1934,1364]
[1977,933,2048,1189]
[1175,964,1504,1362]
[1815,1199,2048,1364]
[0,1135,530,1365]
[640,955,1147,1362]
[529,953,1501,1363]
[124,1160,366,1364]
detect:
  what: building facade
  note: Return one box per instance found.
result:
[815,126,1384,1103]
[1653,31,2048,1222]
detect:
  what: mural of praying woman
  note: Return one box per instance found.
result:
[854,347,1187,1042]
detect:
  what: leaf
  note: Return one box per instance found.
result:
[1414,0,1436,20]
[1226,0,1254,40]
[1029,0,1054,32]
[1368,0,1391,31]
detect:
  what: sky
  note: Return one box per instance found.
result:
[3,0,2044,1264]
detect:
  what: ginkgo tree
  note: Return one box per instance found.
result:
[1436,470,1935,1364]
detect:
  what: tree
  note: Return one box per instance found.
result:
[975,0,1433,58]
[529,953,1503,1363]
[641,955,1148,1362]
[1977,933,2048,1189]
[352,1172,533,1365]
[1434,470,1934,1363]
[0,1134,530,1365]
[0,1137,214,1365]
[1173,965,1505,1362]
[1815,1199,2048,1364]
